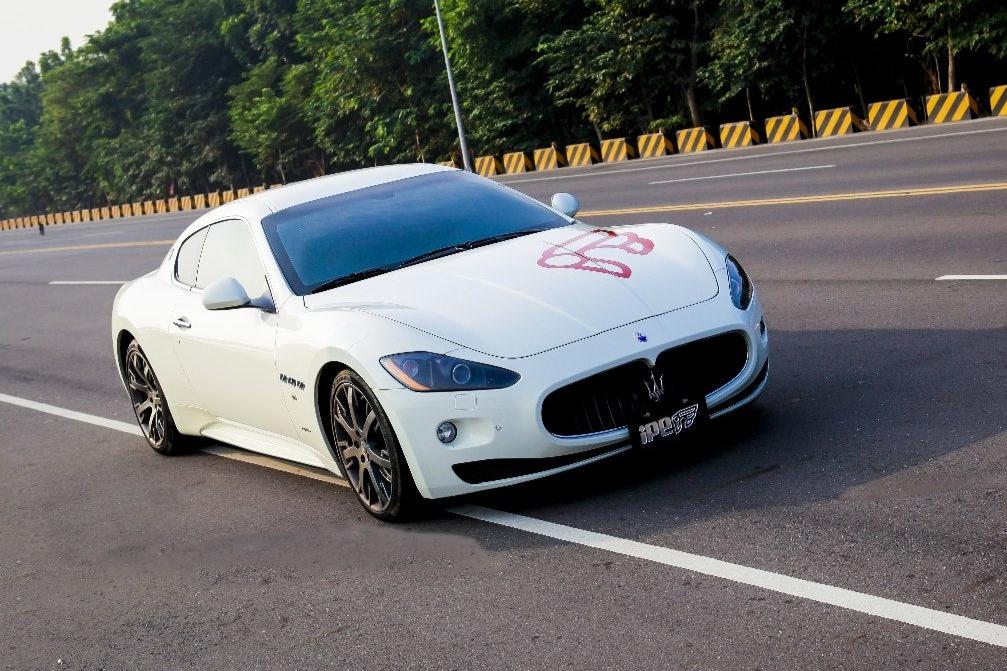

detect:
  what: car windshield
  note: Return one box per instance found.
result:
[261,170,570,295]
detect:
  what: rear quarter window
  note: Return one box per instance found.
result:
[174,227,208,286]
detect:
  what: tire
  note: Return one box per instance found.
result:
[329,369,419,521]
[123,340,191,455]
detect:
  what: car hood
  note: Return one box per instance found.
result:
[303,223,719,358]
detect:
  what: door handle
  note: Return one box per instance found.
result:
[172,316,191,329]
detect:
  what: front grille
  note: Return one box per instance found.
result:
[541,331,749,437]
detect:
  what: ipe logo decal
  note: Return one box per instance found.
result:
[538,229,654,278]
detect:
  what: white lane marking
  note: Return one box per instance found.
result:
[4,391,1007,648]
[936,275,1007,281]
[0,392,349,487]
[649,164,835,185]
[450,505,1007,648]
[0,393,142,435]
[49,281,127,285]
[497,123,1007,185]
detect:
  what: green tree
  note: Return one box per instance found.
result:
[294,0,454,166]
[536,0,711,135]
[421,0,588,154]
[224,0,323,182]
[848,0,1007,92]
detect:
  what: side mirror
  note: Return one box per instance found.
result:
[551,192,580,218]
[202,276,251,310]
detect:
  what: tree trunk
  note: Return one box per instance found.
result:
[685,0,702,127]
[745,86,755,122]
[684,85,701,127]
[591,121,603,145]
[852,57,868,118]
[946,31,956,92]
[801,39,815,137]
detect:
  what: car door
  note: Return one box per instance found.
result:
[169,218,294,438]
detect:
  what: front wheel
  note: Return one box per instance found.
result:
[124,340,191,455]
[329,369,418,521]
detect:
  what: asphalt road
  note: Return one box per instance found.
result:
[1,118,1006,670]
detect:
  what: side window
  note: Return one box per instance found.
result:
[174,227,208,286]
[195,219,270,300]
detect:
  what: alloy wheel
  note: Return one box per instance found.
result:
[125,347,166,447]
[331,380,395,513]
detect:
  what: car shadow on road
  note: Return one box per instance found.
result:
[429,326,1007,546]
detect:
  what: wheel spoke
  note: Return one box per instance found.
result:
[361,411,376,440]
[127,374,147,394]
[146,405,157,437]
[365,445,392,471]
[333,410,356,440]
[150,406,163,443]
[134,399,153,416]
[367,465,389,505]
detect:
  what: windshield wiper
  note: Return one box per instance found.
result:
[308,227,554,294]
[308,246,464,294]
[308,267,397,294]
[457,227,552,251]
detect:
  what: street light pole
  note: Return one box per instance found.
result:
[433,0,472,172]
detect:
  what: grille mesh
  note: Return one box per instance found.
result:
[541,331,748,437]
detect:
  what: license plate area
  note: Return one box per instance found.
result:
[630,373,707,449]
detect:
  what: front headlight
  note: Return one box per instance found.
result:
[725,255,753,310]
[380,352,520,392]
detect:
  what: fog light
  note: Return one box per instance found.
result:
[436,421,457,444]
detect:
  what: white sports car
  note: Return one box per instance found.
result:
[112,164,768,520]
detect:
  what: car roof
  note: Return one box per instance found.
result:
[177,163,455,240]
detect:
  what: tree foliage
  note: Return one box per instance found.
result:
[1,0,1005,218]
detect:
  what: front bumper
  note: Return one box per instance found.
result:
[375,295,769,499]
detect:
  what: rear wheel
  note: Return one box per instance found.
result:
[124,340,190,455]
[329,369,418,521]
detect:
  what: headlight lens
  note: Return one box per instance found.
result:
[380,352,520,392]
[725,255,753,310]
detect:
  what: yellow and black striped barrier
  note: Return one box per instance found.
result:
[474,155,503,177]
[814,107,867,137]
[437,159,461,168]
[533,146,568,171]
[991,85,1007,117]
[867,99,918,131]
[676,127,716,153]
[719,121,760,149]
[925,91,980,124]
[565,142,601,167]
[600,138,637,163]
[764,114,810,143]
[503,151,534,174]
[636,132,675,159]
